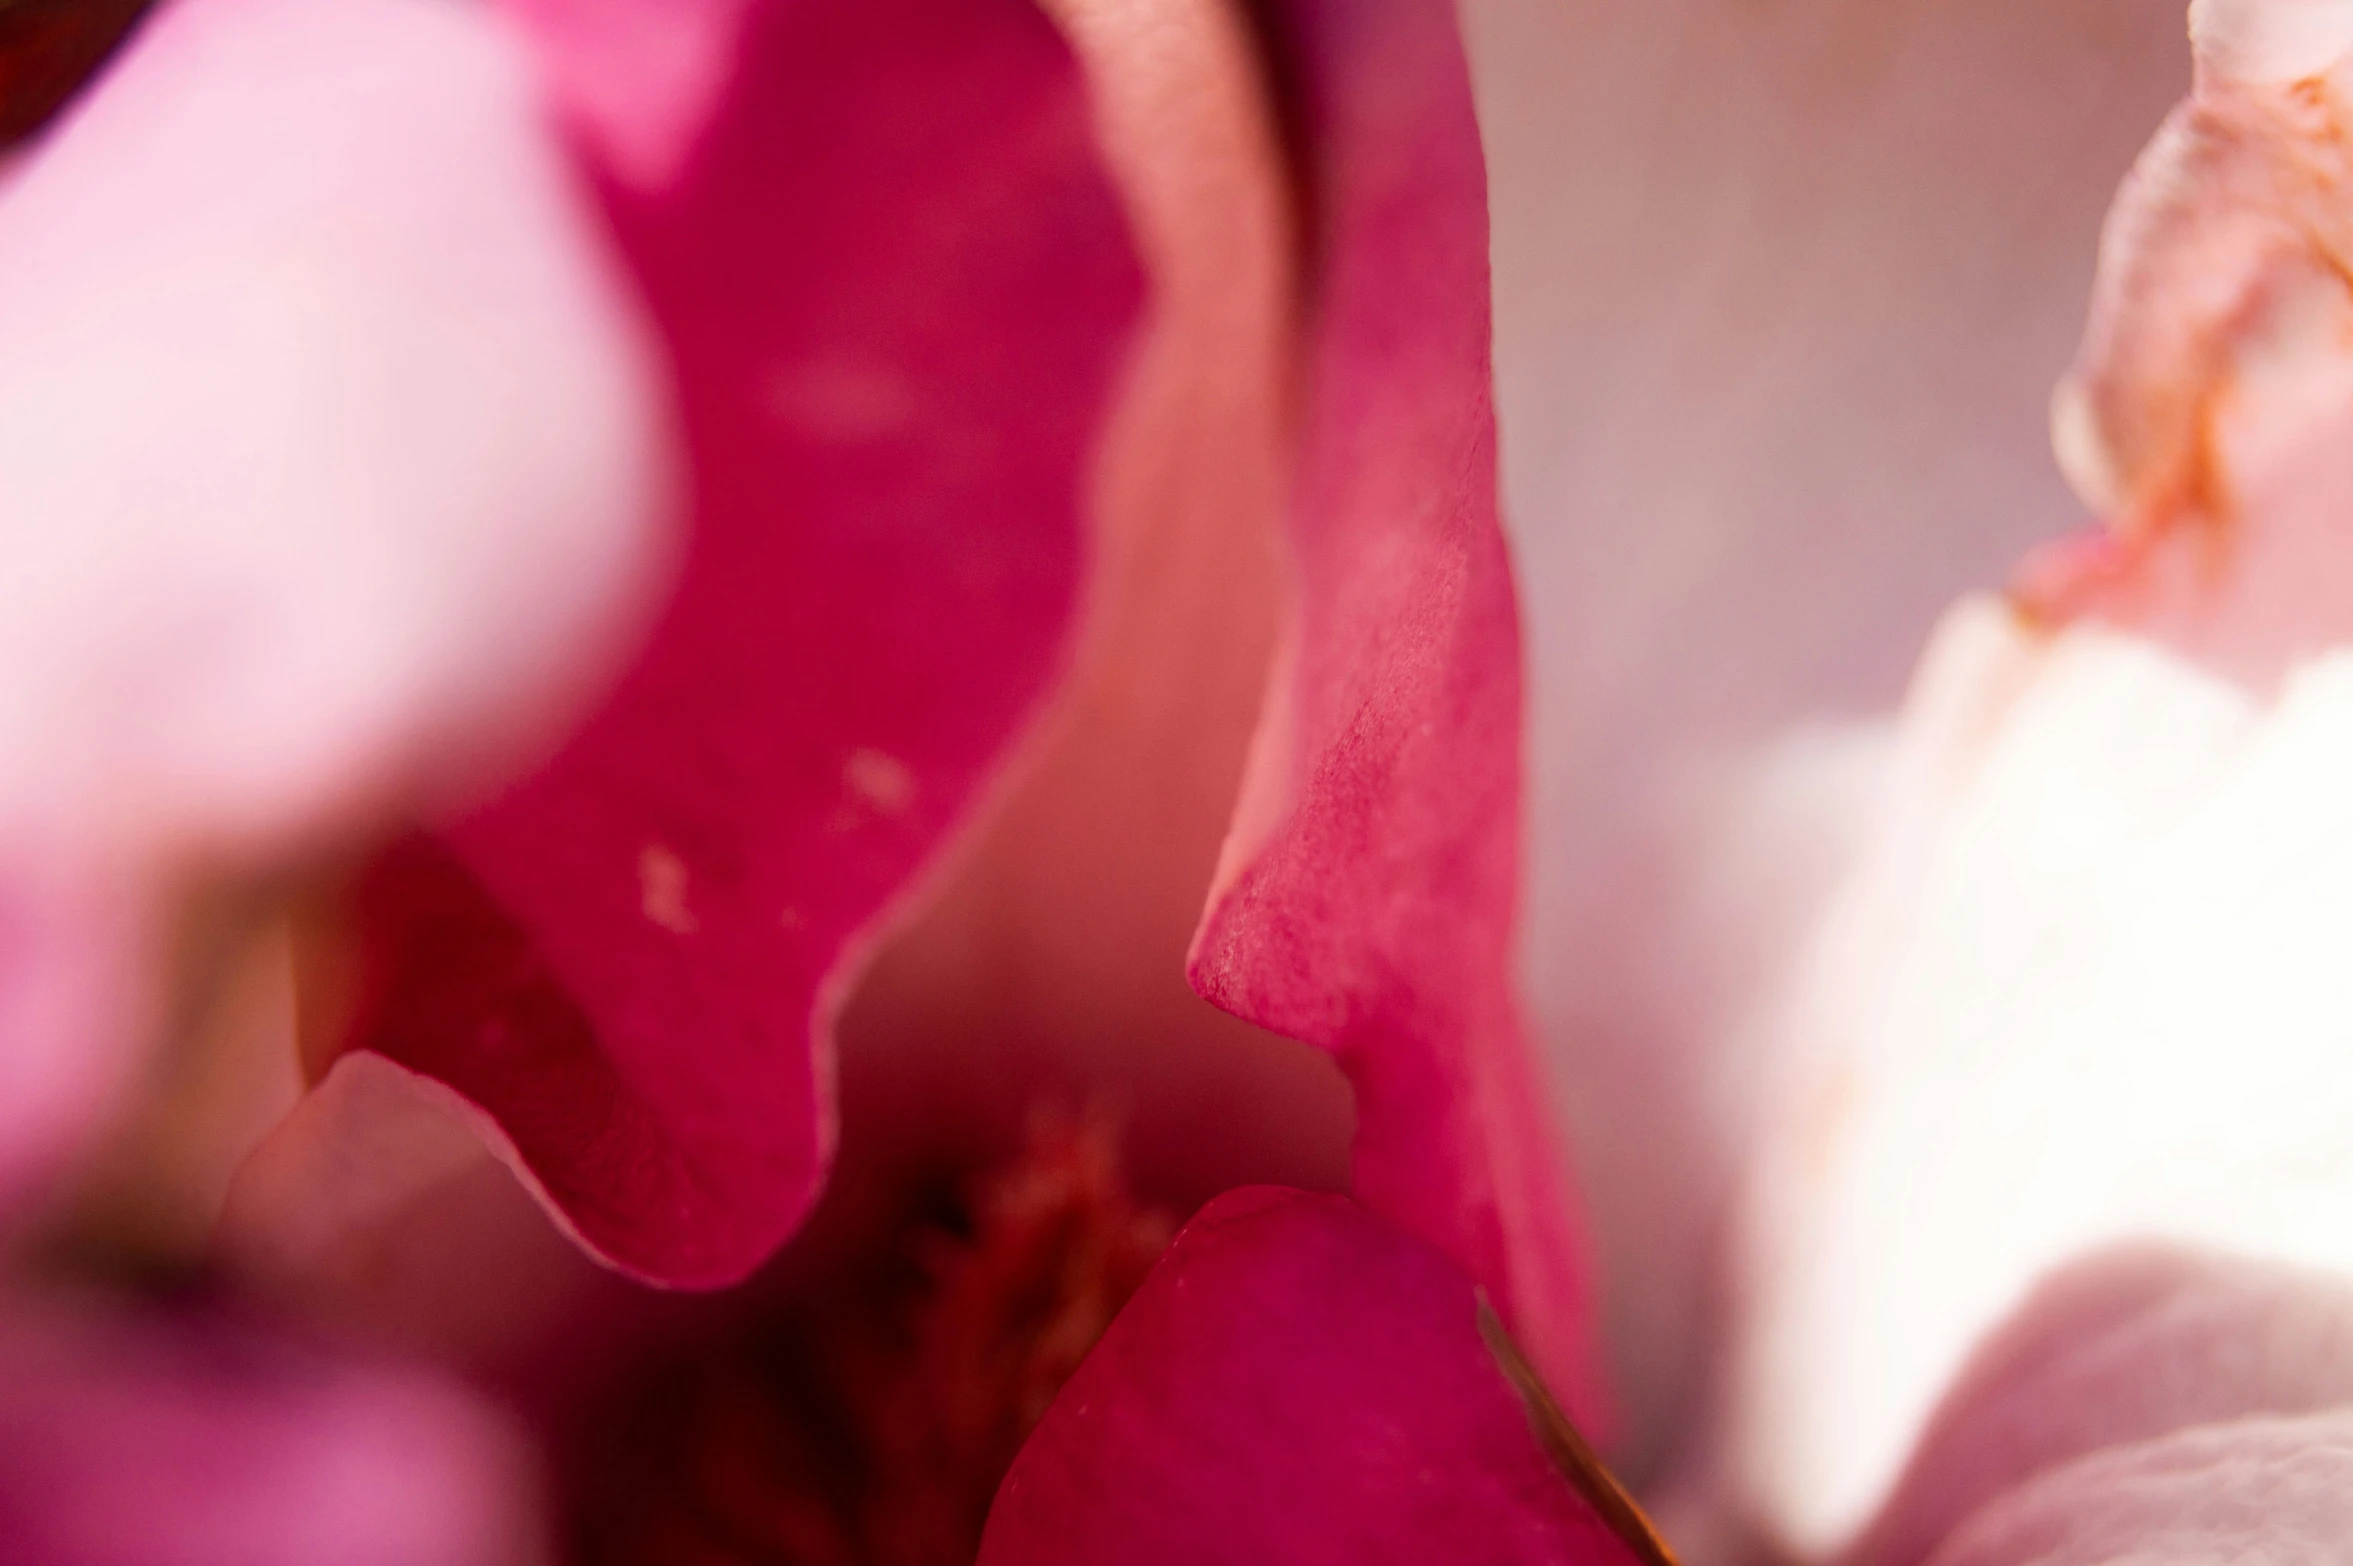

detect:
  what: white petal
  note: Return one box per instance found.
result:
[1735,599,2353,1551]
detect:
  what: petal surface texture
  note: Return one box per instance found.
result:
[1856,1248,2353,1566]
[0,1298,546,1566]
[349,0,1142,1285]
[1186,0,1601,1422]
[1927,1409,2353,1566]
[1728,11,2353,1551]
[0,0,668,1209]
[978,1187,1648,1566]
[1461,0,2194,1474]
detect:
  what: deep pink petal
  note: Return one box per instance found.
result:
[979,1187,1650,1566]
[347,0,1142,1285]
[1181,0,1601,1422]
[0,1297,544,1566]
[831,0,1352,1222]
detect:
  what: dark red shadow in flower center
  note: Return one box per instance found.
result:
[0,0,152,147]
[564,1122,1170,1566]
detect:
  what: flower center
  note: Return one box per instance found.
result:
[567,1120,1171,1565]
[0,0,152,148]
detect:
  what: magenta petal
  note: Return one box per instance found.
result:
[0,1299,543,1566]
[980,1187,1645,1566]
[1184,0,1601,1421]
[349,0,1141,1285]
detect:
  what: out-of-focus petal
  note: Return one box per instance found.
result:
[217,1051,629,1384]
[0,0,669,1214]
[2029,11,2353,688]
[1733,597,2353,1549]
[65,915,304,1263]
[1855,1247,2353,1566]
[833,0,1353,1219]
[1730,10,2353,1550]
[979,1187,1654,1566]
[220,1054,519,1314]
[0,1296,546,1566]
[1462,0,2193,1472]
[2191,0,2353,83]
[1923,1409,2353,1566]
[1726,602,2325,1544]
[1183,0,1601,1423]
[347,0,1142,1286]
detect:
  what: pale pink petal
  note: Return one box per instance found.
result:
[347,0,1143,1286]
[2191,0,2353,83]
[2025,10,2353,688]
[979,1188,1653,1566]
[1856,1247,2353,1566]
[1719,8,2353,1550]
[1463,0,2195,1472]
[217,1053,630,1384]
[1725,595,2353,1550]
[0,0,669,1214]
[1183,0,1601,1423]
[1924,1410,2353,1566]
[0,1296,546,1566]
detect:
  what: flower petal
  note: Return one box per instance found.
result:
[0,0,668,1212]
[979,1187,1652,1566]
[1925,1409,2353,1566]
[2027,13,2353,688]
[1732,597,2353,1549]
[1462,0,2194,1470]
[1855,1247,2353,1566]
[1725,10,2353,1548]
[346,0,1143,1286]
[0,1296,546,1566]
[218,1051,628,1380]
[1181,0,1602,1426]
[832,0,1354,1212]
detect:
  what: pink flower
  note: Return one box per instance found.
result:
[4,0,2353,1561]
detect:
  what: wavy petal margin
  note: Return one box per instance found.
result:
[1184,0,1602,1422]
[980,1188,1650,1566]
[346,0,1142,1286]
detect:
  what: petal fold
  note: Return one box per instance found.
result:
[349,0,1143,1285]
[1184,0,1601,1423]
